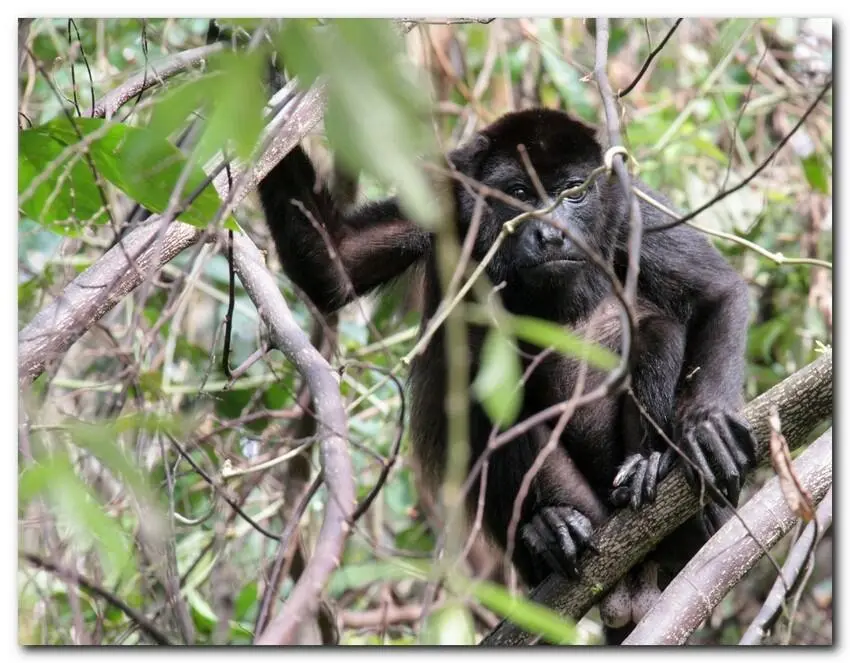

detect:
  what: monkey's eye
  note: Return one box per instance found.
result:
[507,184,533,202]
[564,180,589,203]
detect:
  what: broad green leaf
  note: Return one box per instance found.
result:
[18,129,109,233]
[420,603,476,645]
[466,578,578,645]
[512,315,620,370]
[473,328,523,427]
[23,117,222,228]
[66,420,159,509]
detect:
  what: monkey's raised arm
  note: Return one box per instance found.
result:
[258,145,431,313]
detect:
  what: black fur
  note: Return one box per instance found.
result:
[257,108,755,642]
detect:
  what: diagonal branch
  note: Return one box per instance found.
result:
[623,431,832,645]
[481,350,832,645]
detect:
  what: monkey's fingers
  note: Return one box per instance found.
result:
[658,448,677,479]
[725,411,758,465]
[682,429,717,495]
[610,485,632,507]
[709,412,751,473]
[561,507,597,554]
[642,451,662,504]
[697,501,734,539]
[613,454,643,488]
[521,521,570,578]
[697,422,741,505]
[542,509,580,577]
[628,460,648,511]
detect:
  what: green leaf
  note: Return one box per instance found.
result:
[328,559,429,596]
[65,419,160,510]
[473,328,523,427]
[275,19,442,227]
[21,454,136,580]
[802,154,830,194]
[196,51,265,162]
[420,603,477,645]
[18,129,109,233]
[535,19,596,123]
[465,578,578,645]
[23,117,222,228]
[511,315,620,370]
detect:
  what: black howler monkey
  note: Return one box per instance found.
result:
[257,108,756,643]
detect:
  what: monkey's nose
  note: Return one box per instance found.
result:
[533,222,567,249]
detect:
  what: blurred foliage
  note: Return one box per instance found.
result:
[18,17,831,646]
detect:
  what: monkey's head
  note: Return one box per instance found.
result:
[448,108,624,323]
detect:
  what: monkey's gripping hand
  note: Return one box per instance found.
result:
[609,451,676,510]
[674,406,757,506]
[519,506,597,578]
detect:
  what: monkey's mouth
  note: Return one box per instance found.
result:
[522,258,585,275]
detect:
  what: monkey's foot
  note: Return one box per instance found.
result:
[520,506,596,578]
[675,406,757,506]
[610,451,672,510]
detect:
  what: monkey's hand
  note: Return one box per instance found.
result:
[519,506,597,578]
[674,406,757,506]
[609,451,675,510]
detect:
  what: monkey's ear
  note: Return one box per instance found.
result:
[448,133,490,172]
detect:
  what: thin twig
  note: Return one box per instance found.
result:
[618,19,683,98]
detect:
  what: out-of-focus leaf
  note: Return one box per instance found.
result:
[196,51,265,162]
[66,420,159,509]
[512,315,620,370]
[802,154,830,194]
[465,578,578,644]
[535,19,595,122]
[20,454,136,580]
[328,559,429,596]
[275,19,442,227]
[473,328,523,428]
[420,603,476,645]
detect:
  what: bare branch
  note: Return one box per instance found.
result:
[623,430,832,645]
[229,231,354,646]
[618,19,683,98]
[90,42,225,119]
[482,350,832,645]
[740,487,832,645]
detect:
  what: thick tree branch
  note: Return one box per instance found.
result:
[624,430,832,645]
[481,351,832,645]
[229,231,354,646]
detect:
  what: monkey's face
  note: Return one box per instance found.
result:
[447,108,619,322]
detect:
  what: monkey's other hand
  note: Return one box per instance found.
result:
[675,406,757,506]
[610,451,665,510]
[520,506,597,579]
